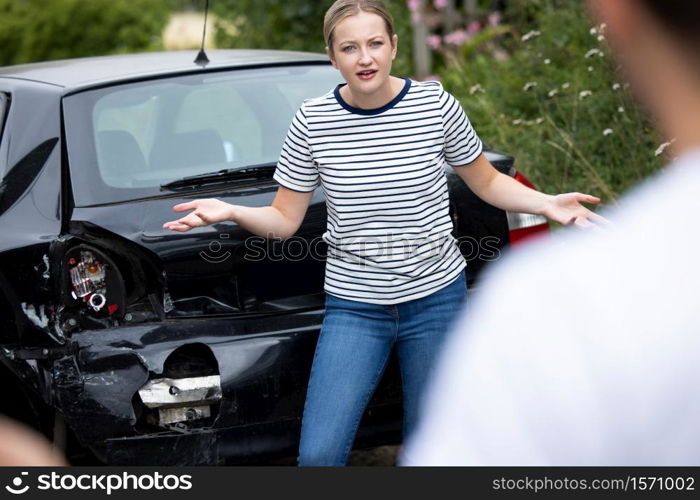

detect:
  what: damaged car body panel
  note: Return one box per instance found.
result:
[0,50,514,465]
[138,374,223,425]
[57,314,403,464]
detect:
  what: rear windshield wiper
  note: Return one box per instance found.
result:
[160,163,276,191]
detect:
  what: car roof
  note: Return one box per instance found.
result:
[0,49,330,90]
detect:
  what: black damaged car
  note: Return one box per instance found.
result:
[0,50,549,465]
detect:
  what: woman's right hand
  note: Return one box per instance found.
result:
[163,198,235,232]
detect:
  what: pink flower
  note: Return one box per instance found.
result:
[407,0,420,12]
[444,30,470,46]
[467,21,481,34]
[493,49,509,61]
[426,35,442,50]
[488,11,501,27]
[433,0,448,9]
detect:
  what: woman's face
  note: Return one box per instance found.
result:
[328,10,398,99]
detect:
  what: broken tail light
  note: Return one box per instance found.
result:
[69,251,109,312]
[63,245,126,328]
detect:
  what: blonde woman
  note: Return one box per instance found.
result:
[164,0,603,466]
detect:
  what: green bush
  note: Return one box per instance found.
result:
[437,0,665,202]
[0,0,169,65]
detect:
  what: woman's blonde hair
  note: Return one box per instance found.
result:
[323,0,396,52]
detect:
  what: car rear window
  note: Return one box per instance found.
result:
[63,64,341,206]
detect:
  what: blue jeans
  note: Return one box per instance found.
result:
[298,271,468,466]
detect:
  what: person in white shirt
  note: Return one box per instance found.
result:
[402,0,700,466]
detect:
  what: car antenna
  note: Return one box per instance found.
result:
[194,0,210,67]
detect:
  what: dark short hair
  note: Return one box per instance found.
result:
[640,0,700,45]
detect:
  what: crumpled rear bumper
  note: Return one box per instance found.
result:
[52,311,403,464]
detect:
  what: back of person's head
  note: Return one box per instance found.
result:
[637,0,700,79]
[639,0,700,47]
[589,0,700,149]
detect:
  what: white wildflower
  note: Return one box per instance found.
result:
[511,119,523,126]
[521,30,541,42]
[585,48,601,58]
[579,90,593,100]
[544,58,551,65]
[599,22,607,33]
[561,82,570,89]
[597,35,605,42]
[598,51,604,57]
[612,83,621,90]
[535,117,545,125]
[469,84,485,95]
[654,138,677,156]
[522,81,538,91]
[603,128,613,136]
[588,66,594,72]
[547,89,558,98]
[590,27,597,35]
[618,106,625,113]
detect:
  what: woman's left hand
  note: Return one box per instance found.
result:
[542,193,608,228]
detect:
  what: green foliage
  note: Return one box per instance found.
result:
[0,0,169,65]
[165,0,199,10]
[449,25,512,62]
[439,1,665,202]
[212,0,414,77]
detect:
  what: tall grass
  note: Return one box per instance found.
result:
[432,0,668,203]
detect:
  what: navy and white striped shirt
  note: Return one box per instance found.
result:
[274,78,483,304]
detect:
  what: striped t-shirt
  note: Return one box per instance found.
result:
[273,78,483,305]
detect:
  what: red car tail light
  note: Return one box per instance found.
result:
[507,171,550,247]
[63,245,126,328]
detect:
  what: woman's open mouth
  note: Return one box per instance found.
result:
[357,69,377,80]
